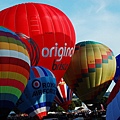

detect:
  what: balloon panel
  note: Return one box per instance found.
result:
[106,80,120,120]
[64,41,116,102]
[16,66,56,119]
[0,3,76,84]
[114,54,120,83]
[107,80,120,105]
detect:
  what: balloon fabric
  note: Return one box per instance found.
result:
[0,2,76,85]
[106,80,120,120]
[114,54,120,83]
[64,41,116,103]
[54,78,73,111]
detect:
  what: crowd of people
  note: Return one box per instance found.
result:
[7,109,106,120]
[50,109,105,120]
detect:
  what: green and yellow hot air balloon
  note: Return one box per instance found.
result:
[64,40,116,103]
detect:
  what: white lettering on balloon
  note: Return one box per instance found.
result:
[42,43,74,61]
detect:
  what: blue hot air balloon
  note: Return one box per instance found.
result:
[106,80,120,120]
[16,66,57,119]
[114,54,120,83]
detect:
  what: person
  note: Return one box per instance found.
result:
[100,104,105,111]
[93,107,98,118]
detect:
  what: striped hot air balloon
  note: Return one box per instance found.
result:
[16,66,57,119]
[54,78,73,111]
[0,26,30,119]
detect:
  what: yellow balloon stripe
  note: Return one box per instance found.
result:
[0,40,29,56]
[0,72,28,86]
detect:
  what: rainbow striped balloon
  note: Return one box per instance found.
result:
[0,26,30,119]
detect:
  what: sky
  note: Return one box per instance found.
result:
[0,0,119,92]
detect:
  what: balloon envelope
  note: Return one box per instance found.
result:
[64,41,116,103]
[0,2,76,84]
[16,66,57,119]
[0,26,30,118]
[54,78,73,111]
[106,80,120,120]
[114,54,120,83]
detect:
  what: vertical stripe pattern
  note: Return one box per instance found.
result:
[64,41,116,102]
[54,78,73,110]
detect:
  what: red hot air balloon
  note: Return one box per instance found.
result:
[54,78,73,111]
[0,2,76,84]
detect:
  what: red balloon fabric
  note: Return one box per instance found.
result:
[0,2,76,84]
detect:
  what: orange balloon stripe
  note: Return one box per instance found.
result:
[0,57,30,72]
[0,78,25,92]
[0,64,29,78]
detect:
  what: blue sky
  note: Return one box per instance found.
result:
[0,0,120,91]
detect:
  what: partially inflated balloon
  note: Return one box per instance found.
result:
[16,66,56,119]
[0,2,76,84]
[0,26,30,119]
[54,78,73,111]
[64,41,116,103]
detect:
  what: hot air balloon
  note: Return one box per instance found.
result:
[64,41,116,103]
[0,26,30,119]
[16,66,57,119]
[114,54,120,83]
[0,2,76,84]
[106,79,120,120]
[54,78,73,111]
